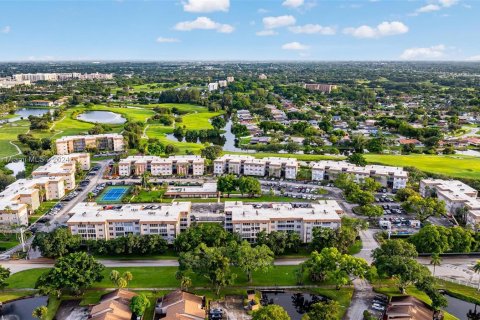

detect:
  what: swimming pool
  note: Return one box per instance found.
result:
[97,186,130,203]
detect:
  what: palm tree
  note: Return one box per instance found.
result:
[180,276,192,291]
[473,260,480,291]
[87,192,95,202]
[32,306,48,320]
[430,253,441,276]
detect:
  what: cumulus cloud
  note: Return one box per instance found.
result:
[282,0,304,8]
[182,0,229,13]
[263,15,296,29]
[400,45,447,60]
[174,17,234,33]
[413,0,459,15]
[343,21,408,38]
[289,24,336,35]
[256,30,278,36]
[282,41,309,50]
[1,26,11,34]
[156,37,180,43]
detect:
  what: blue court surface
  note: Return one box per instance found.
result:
[97,186,130,203]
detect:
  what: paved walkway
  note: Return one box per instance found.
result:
[344,279,375,320]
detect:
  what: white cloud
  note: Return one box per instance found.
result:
[282,41,309,50]
[156,37,180,43]
[263,15,296,29]
[466,55,480,61]
[289,24,336,35]
[256,30,278,36]
[282,0,304,8]
[416,4,441,13]
[343,21,408,38]
[182,0,229,13]
[400,45,447,60]
[174,17,234,33]
[413,0,459,15]
[1,26,11,34]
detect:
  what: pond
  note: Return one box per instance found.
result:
[444,294,480,320]
[5,161,25,176]
[77,111,126,124]
[261,291,328,320]
[0,108,53,124]
[0,296,48,320]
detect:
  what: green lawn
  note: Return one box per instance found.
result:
[0,290,36,302]
[0,233,20,251]
[181,111,223,130]
[29,200,57,224]
[365,154,480,179]
[437,279,480,304]
[7,265,312,289]
[129,189,166,203]
[0,120,29,158]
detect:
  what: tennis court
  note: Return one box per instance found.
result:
[97,186,130,203]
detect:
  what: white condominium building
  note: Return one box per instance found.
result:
[420,179,480,227]
[118,155,205,177]
[0,177,65,227]
[13,73,113,82]
[55,134,125,155]
[67,202,192,243]
[32,153,90,190]
[214,155,298,180]
[311,161,408,190]
[224,201,343,243]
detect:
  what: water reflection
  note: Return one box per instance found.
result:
[77,111,126,124]
[260,292,327,320]
[444,294,480,320]
[0,296,48,320]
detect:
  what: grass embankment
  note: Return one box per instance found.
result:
[28,200,56,224]
[374,280,460,320]
[7,265,314,289]
[0,234,20,251]
[365,154,480,180]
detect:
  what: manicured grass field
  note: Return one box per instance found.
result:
[0,234,20,251]
[0,120,29,158]
[129,189,166,203]
[7,265,311,289]
[28,201,57,224]
[0,290,36,302]
[181,111,223,130]
[365,154,480,179]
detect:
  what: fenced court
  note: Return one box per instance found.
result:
[96,186,130,203]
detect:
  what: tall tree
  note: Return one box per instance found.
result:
[252,305,291,320]
[302,301,340,320]
[0,265,10,289]
[233,241,274,283]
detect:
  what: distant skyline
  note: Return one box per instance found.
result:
[0,0,479,61]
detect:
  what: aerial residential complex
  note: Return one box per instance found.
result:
[55,134,125,155]
[67,200,342,243]
[12,72,113,82]
[311,161,408,190]
[224,201,343,243]
[304,83,338,93]
[0,153,89,227]
[213,155,298,180]
[32,153,90,190]
[0,177,65,226]
[420,179,480,227]
[118,155,205,177]
[67,202,193,242]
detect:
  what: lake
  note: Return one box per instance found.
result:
[0,296,48,320]
[0,108,53,124]
[5,161,25,176]
[261,291,328,320]
[444,294,480,320]
[77,111,126,124]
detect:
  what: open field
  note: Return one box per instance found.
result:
[365,154,480,179]
[7,265,316,289]
[0,120,29,158]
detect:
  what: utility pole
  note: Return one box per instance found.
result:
[20,227,26,252]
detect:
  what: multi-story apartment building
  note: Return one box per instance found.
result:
[118,155,205,177]
[304,83,337,93]
[226,76,234,83]
[67,200,342,243]
[214,155,298,180]
[0,177,65,227]
[420,179,480,227]
[311,161,408,190]
[13,73,113,82]
[55,134,124,155]
[32,153,90,190]
[67,202,192,243]
[224,201,342,243]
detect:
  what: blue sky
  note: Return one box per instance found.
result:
[0,0,479,61]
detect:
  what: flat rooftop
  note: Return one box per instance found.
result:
[311,160,408,177]
[67,201,192,224]
[166,183,217,194]
[0,177,62,210]
[56,133,123,142]
[225,200,343,222]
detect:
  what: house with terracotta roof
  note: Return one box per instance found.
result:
[89,289,137,320]
[397,138,423,147]
[154,290,205,320]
